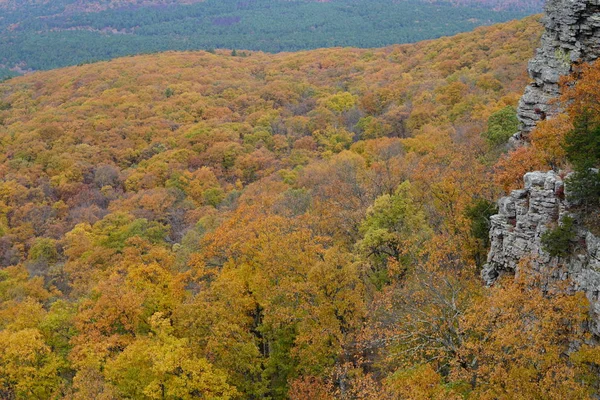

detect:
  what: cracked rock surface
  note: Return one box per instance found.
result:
[516,0,600,137]
[483,171,600,333]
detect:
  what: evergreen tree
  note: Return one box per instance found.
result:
[565,112,600,210]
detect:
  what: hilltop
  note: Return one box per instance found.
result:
[0,0,542,77]
[0,0,545,13]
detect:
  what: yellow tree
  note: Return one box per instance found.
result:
[457,277,593,399]
[181,205,366,398]
[105,313,237,400]
[0,329,63,400]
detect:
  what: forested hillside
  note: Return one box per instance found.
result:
[0,0,545,12]
[2,15,600,399]
[437,0,544,10]
[0,0,542,78]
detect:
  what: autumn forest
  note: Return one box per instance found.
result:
[1,11,600,400]
[0,0,542,78]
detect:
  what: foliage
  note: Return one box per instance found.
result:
[2,15,596,399]
[566,113,600,170]
[529,113,573,167]
[457,278,593,399]
[370,275,595,399]
[464,198,498,267]
[563,113,600,211]
[541,215,577,257]
[0,0,541,72]
[483,105,519,146]
[357,181,432,286]
[0,329,64,399]
[495,60,600,193]
[566,168,600,212]
[385,364,462,400]
[105,313,237,399]
[493,141,546,192]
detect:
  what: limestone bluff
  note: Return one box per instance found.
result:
[516,0,600,137]
[483,171,600,333]
[486,0,600,331]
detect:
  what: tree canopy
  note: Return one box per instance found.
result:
[2,15,598,399]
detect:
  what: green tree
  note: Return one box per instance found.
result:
[565,113,600,211]
[357,181,432,287]
[541,215,577,257]
[464,198,498,267]
[483,106,519,146]
[324,92,357,114]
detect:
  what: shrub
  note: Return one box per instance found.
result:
[541,215,576,257]
[566,168,600,209]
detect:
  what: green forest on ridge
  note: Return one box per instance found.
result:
[0,0,542,78]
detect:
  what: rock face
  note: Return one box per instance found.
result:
[483,171,600,333]
[516,0,600,137]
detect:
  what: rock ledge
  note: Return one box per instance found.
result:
[483,171,600,332]
[516,0,600,138]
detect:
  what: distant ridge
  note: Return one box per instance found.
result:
[0,0,541,77]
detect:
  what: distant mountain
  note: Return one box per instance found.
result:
[0,0,545,12]
[0,0,543,76]
[431,0,545,11]
[0,0,206,12]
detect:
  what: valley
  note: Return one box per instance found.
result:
[2,1,600,397]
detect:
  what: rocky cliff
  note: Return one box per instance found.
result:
[483,171,600,333]
[485,0,600,331]
[516,0,600,137]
